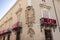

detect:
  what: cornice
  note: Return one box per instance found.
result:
[39,2,51,10]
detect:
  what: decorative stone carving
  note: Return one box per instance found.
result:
[27,28,35,37]
[25,6,35,38]
[25,6,35,27]
[40,3,51,9]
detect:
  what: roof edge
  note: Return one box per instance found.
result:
[0,0,18,21]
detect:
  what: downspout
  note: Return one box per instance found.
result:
[52,0,59,26]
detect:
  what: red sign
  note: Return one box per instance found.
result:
[51,19,56,25]
[44,18,48,23]
[41,18,57,26]
[12,22,19,29]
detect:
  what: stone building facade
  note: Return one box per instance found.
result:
[0,0,60,40]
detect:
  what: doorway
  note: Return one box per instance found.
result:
[16,31,20,40]
[44,29,53,40]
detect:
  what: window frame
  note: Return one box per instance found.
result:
[41,8,50,18]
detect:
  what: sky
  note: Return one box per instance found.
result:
[0,0,17,19]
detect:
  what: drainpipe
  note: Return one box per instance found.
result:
[52,0,59,26]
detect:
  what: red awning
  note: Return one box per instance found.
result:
[40,18,57,26]
[12,22,19,29]
[3,29,8,33]
[0,28,11,35]
[0,31,3,35]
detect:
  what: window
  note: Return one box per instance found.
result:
[58,27,60,32]
[17,14,20,22]
[16,12,21,22]
[43,10,49,18]
[17,14,21,27]
[41,9,50,18]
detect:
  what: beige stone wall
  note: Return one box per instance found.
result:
[0,0,60,40]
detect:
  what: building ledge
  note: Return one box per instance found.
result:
[40,2,51,9]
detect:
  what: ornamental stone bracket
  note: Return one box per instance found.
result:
[25,6,35,27]
[39,3,51,9]
[27,28,35,37]
[16,8,22,14]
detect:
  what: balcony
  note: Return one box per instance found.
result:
[40,17,57,28]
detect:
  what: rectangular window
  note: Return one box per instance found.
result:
[17,14,21,26]
[58,27,60,32]
[43,10,49,18]
[17,14,20,22]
